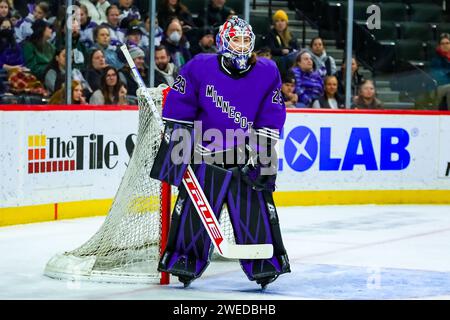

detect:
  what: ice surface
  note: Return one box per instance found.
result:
[1,205,450,300]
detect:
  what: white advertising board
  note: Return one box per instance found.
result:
[439,116,450,179]
[1,109,138,207]
[1,108,450,209]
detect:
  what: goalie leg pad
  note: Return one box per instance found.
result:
[158,163,232,281]
[150,120,198,187]
[226,168,291,283]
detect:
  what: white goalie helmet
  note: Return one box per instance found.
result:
[216,16,256,70]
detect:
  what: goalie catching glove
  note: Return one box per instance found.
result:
[240,128,280,192]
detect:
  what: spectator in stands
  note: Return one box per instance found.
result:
[0,0,11,18]
[48,80,87,104]
[202,0,235,30]
[154,45,179,87]
[118,82,128,105]
[119,46,147,96]
[265,9,298,59]
[281,75,298,108]
[16,1,50,43]
[54,17,88,72]
[104,4,125,47]
[118,0,141,23]
[265,9,298,76]
[0,17,25,72]
[123,21,151,65]
[89,65,124,104]
[430,33,450,110]
[288,50,323,108]
[256,47,272,60]
[312,75,345,109]
[84,48,108,92]
[10,9,21,28]
[44,47,67,94]
[308,37,336,78]
[190,27,217,55]
[44,46,91,96]
[78,0,110,25]
[124,23,143,47]
[336,56,364,98]
[23,19,55,81]
[139,16,162,68]
[140,15,163,51]
[92,25,123,69]
[72,80,87,104]
[79,4,97,49]
[160,18,191,68]
[352,80,383,109]
[157,0,195,33]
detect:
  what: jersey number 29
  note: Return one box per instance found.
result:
[173,75,186,94]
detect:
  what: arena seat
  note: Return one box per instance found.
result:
[394,39,427,64]
[249,15,271,36]
[409,3,444,22]
[367,20,399,41]
[399,22,435,42]
[226,0,245,15]
[377,2,409,22]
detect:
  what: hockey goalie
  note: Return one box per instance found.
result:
[146,16,290,289]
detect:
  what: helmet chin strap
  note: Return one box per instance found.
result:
[223,53,250,71]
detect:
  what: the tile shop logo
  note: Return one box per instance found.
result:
[27,134,122,174]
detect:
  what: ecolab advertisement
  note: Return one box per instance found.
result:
[276,112,448,191]
[1,108,450,209]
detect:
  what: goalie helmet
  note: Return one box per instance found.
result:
[216,16,255,70]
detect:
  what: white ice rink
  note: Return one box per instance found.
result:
[1,204,450,300]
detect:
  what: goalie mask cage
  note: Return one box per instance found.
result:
[44,85,235,285]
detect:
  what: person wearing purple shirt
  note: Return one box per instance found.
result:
[152,16,290,289]
[0,17,25,72]
[289,50,324,108]
[162,53,286,151]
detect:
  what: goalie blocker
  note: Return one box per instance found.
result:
[150,120,290,288]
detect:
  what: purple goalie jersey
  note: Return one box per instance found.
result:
[162,54,286,151]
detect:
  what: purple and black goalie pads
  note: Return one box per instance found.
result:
[227,167,291,283]
[158,162,233,281]
[150,120,199,187]
[158,159,290,286]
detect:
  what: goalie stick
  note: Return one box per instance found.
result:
[120,45,273,260]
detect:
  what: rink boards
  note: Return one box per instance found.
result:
[1,105,450,226]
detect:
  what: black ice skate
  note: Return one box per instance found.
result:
[256,275,279,290]
[179,276,195,288]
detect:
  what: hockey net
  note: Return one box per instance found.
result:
[44,84,235,284]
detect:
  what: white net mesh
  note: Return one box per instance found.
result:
[44,85,236,284]
[44,85,168,284]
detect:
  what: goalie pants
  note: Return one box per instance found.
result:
[158,162,291,283]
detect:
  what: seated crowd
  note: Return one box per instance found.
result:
[0,0,447,109]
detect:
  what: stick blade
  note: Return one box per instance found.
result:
[219,243,273,260]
